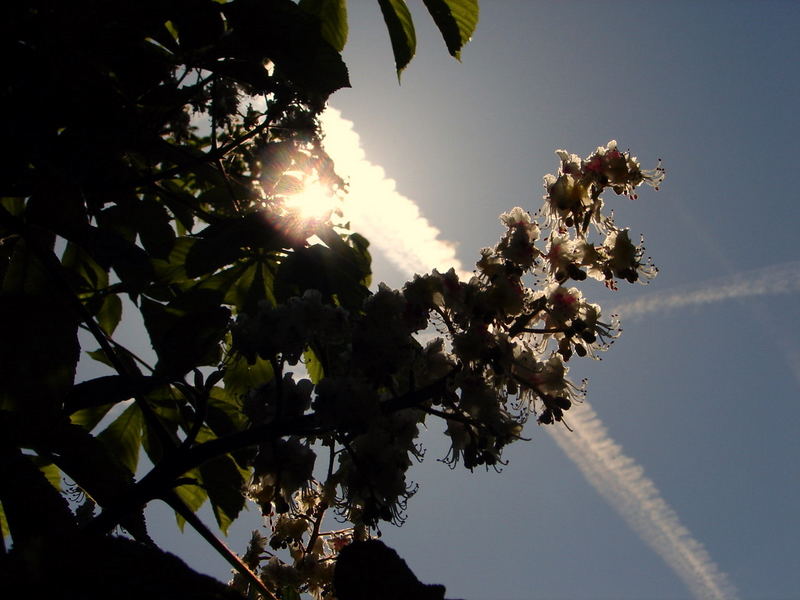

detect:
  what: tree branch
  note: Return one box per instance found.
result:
[163,491,279,600]
[86,372,458,536]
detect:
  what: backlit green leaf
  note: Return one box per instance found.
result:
[377,0,416,79]
[0,502,7,539]
[70,403,115,432]
[299,0,348,52]
[151,236,194,287]
[304,347,324,384]
[223,352,274,402]
[206,386,248,441]
[174,470,207,532]
[198,257,277,315]
[29,456,62,491]
[422,0,479,59]
[97,403,143,475]
[0,196,25,216]
[61,242,108,291]
[96,293,123,335]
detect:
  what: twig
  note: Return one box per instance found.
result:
[164,492,279,600]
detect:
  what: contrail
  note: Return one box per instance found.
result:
[613,261,800,387]
[612,261,800,320]
[547,402,738,600]
[320,108,472,281]
[551,262,800,598]
[319,109,740,598]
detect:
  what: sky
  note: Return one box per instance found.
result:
[126,2,799,599]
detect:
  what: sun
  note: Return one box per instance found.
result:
[283,176,338,223]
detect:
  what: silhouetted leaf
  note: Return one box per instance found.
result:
[196,184,250,215]
[0,439,74,543]
[82,226,155,292]
[141,296,230,377]
[222,0,350,99]
[275,242,370,311]
[185,213,289,278]
[187,423,252,534]
[65,374,164,414]
[26,187,88,240]
[198,447,247,534]
[184,228,246,279]
[43,420,148,540]
[169,0,225,51]
[136,196,176,259]
[378,0,416,78]
[1,241,79,415]
[159,180,197,233]
[96,201,138,244]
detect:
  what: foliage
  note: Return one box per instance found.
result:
[0,1,662,599]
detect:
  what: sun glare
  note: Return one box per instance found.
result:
[284,177,336,222]
[318,107,472,280]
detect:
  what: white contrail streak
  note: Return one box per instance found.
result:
[320,108,472,281]
[612,261,800,320]
[555,263,800,599]
[547,403,738,600]
[613,261,800,387]
[318,109,741,598]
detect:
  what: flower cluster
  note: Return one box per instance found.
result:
[233,484,356,600]
[541,141,663,284]
[231,143,662,598]
[543,141,664,234]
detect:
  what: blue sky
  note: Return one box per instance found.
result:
[136,3,800,599]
